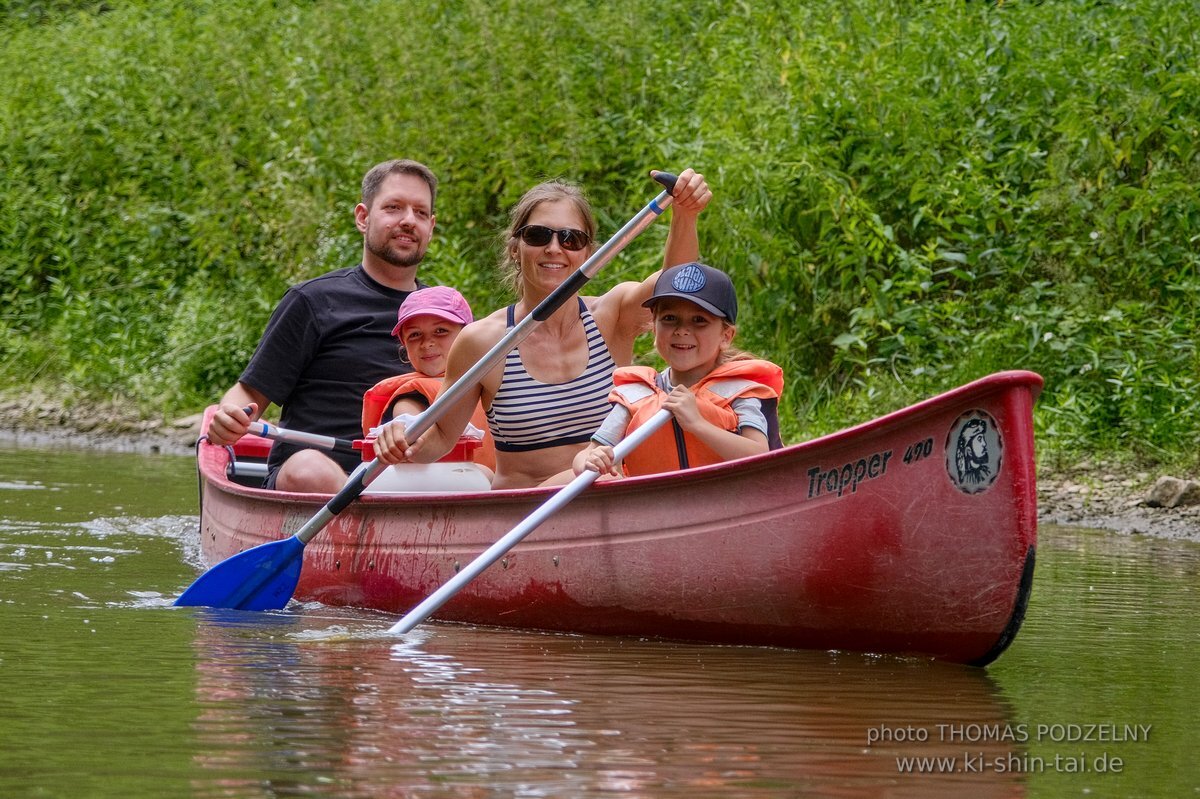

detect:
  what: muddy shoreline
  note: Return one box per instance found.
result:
[2,396,1198,543]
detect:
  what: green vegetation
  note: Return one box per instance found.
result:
[2,0,1197,471]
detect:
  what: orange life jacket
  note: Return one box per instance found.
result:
[361,373,497,470]
[608,359,783,477]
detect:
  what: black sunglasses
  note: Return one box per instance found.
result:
[516,224,591,252]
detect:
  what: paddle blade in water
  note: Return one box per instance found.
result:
[173,535,305,611]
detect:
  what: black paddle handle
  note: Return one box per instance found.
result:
[652,170,679,195]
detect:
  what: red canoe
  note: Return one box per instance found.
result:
[193,370,1042,666]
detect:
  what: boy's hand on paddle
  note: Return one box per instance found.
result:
[663,385,705,432]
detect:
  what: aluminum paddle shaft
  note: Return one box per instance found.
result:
[248,419,358,455]
[389,409,672,634]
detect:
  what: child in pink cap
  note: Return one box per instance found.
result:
[362,287,496,472]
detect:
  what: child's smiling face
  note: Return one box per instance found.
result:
[652,297,735,386]
[399,316,462,377]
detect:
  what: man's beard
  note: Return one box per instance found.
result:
[367,234,425,268]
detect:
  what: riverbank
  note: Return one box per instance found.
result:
[2,393,1198,542]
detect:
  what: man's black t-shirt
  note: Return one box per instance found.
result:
[240,265,425,474]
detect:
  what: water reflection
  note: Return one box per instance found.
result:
[189,609,1026,798]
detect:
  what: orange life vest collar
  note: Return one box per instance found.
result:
[360,373,498,470]
[361,373,443,436]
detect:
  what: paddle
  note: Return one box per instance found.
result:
[389,408,673,634]
[246,416,359,456]
[175,171,680,611]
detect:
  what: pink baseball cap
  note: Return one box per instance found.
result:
[391,286,474,337]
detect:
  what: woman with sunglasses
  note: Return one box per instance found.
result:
[373,168,712,489]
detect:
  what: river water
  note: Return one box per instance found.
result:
[0,444,1196,798]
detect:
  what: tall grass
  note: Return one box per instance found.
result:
[2,0,1198,470]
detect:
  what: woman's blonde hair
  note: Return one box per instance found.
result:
[498,180,597,297]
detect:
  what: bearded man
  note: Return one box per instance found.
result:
[206,159,440,492]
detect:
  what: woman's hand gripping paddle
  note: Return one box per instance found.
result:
[174,172,680,611]
[388,409,672,634]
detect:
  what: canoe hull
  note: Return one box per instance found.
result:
[195,371,1042,665]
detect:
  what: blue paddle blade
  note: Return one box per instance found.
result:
[174,535,306,611]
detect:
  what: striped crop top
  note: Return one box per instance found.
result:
[485,299,618,452]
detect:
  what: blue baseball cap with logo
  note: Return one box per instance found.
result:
[642,262,738,323]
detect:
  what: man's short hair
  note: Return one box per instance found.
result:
[361,159,438,212]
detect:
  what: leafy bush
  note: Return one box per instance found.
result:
[2,0,1198,471]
